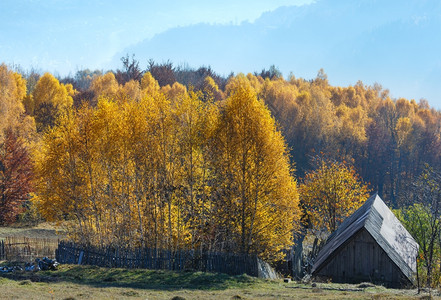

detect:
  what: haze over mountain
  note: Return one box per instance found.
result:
[1,0,440,107]
[117,0,441,107]
[0,0,311,74]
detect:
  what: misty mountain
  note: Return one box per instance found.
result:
[117,0,441,104]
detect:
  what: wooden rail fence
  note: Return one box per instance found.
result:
[0,237,59,261]
[56,241,269,277]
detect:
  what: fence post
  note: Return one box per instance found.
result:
[0,240,4,260]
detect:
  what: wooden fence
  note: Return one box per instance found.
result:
[0,240,4,260]
[56,241,262,277]
[0,237,59,261]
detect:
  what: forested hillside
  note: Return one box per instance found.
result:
[1,59,440,263]
[66,61,441,210]
[260,69,439,209]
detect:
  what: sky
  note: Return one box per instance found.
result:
[1,0,441,108]
[0,0,312,73]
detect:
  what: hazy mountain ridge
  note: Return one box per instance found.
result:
[116,0,441,104]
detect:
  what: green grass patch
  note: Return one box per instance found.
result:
[1,264,265,291]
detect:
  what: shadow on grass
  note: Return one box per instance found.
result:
[0,264,263,291]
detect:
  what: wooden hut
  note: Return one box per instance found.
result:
[311,194,418,288]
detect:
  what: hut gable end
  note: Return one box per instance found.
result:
[311,194,419,288]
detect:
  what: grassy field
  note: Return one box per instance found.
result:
[0,224,438,299]
[0,222,64,240]
[0,264,438,300]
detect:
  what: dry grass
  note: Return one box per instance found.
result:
[0,222,65,240]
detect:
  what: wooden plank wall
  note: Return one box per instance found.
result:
[316,229,409,287]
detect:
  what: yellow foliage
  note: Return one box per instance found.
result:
[161,81,187,103]
[336,104,369,144]
[32,73,73,132]
[90,72,119,100]
[396,117,413,150]
[215,74,301,260]
[33,73,73,108]
[0,64,32,142]
[201,76,224,102]
[300,157,370,232]
[140,71,160,96]
[34,74,301,261]
[118,79,141,102]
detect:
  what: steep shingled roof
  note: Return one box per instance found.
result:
[311,193,419,282]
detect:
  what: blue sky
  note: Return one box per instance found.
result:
[0,0,312,73]
[1,0,441,108]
